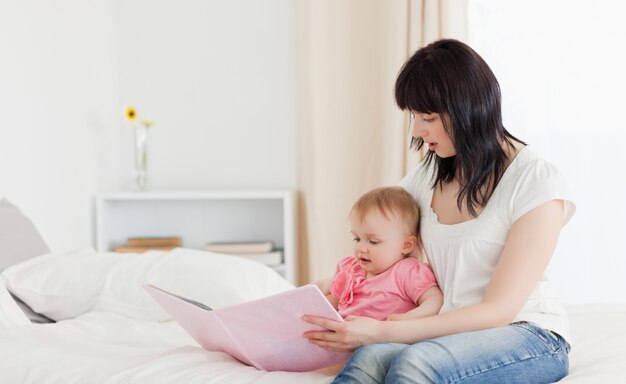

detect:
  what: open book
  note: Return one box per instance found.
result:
[144,284,351,372]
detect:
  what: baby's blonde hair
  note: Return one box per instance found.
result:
[350,186,420,237]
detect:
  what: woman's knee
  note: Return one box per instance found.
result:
[333,343,406,384]
[386,342,449,383]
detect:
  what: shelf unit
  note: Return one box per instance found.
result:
[95,190,297,284]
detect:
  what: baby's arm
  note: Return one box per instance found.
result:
[387,286,443,321]
[315,277,339,310]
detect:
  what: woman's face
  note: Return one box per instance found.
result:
[411,112,456,158]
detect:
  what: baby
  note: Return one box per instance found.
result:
[317,186,443,322]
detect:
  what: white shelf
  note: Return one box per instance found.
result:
[95,190,297,284]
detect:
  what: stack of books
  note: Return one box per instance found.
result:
[114,237,182,253]
[205,241,283,266]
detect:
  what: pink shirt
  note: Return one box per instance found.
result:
[329,256,438,321]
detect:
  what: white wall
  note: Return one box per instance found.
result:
[1,0,297,252]
[468,0,626,304]
[0,0,120,252]
[116,0,297,191]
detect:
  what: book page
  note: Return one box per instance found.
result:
[145,284,349,372]
[213,285,349,371]
[144,285,250,365]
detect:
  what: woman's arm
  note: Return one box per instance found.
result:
[304,200,564,351]
[387,286,443,321]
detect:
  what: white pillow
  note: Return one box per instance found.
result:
[2,248,123,320]
[2,247,293,321]
[0,276,30,329]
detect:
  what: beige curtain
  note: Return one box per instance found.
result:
[296,0,467,284]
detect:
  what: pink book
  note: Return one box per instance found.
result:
[144,284,351,372]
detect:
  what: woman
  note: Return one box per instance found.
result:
[303,39,575,383]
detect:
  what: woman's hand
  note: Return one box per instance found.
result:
[302,315,383,352]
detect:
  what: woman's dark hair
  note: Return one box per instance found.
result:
[395,39,525,217]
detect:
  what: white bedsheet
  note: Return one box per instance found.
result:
[561,304,626,383]
[1,304,625,383]
[0,311,333,384]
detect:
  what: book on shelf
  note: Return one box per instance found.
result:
[127,237,182,247]
[229,250,283,266]
[114,245,177,254]
[205,241,273,254]
[144,284,350,372]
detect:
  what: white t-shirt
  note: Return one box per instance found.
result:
[399,147,575,341]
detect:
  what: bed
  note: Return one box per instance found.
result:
[1,198,625,383]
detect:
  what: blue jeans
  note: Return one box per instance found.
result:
[332,322,570,384]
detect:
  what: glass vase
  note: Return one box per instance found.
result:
[133,124,149,191]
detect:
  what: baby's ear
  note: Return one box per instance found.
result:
[402,235,418,255]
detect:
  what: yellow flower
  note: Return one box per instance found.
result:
[125,106,137,123]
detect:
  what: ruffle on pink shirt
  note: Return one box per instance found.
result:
[329,258,367,310]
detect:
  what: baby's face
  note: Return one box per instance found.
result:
[350,209,412,277]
